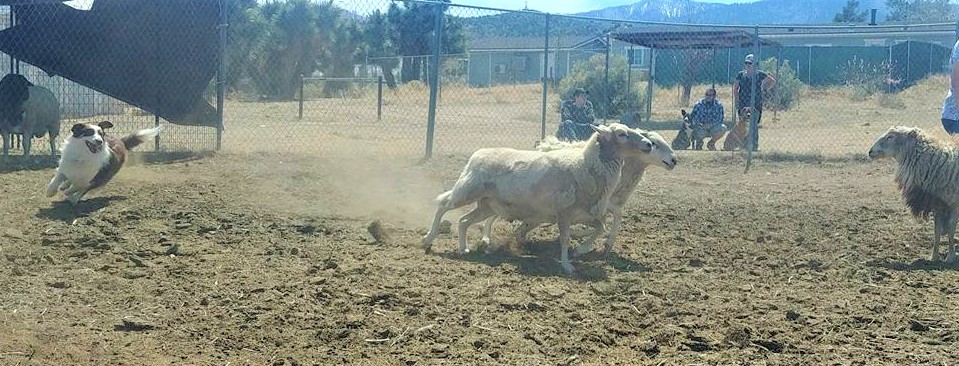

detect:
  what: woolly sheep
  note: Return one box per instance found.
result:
[422,123,654,274]
[868,126,959,263]
[0,74,61,156]
[481,129,678,257]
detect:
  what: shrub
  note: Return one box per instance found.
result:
[559,54,646,119]
[839,56,898,100]
[760,57,804,110]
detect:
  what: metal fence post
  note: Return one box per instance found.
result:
[298,74,304,120]
[377,75,383,121]
[154,113,161,152]
[745,25,760,174]
[540,13,550,140]
[425,3,444,159]
[215,0,227,151]
[604,32,611,121]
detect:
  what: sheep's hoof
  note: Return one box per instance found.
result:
[421,237,433,253]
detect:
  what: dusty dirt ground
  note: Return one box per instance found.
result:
[1,150,958,365]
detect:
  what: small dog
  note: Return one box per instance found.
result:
[671,109,694,150]
[45,121,163,203]
[723,107,751,151]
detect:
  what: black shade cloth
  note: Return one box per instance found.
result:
[0,0,219,126]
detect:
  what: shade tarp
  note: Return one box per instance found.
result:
[0,0,219,127]
[611,29,780,50]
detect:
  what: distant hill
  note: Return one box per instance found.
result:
[462,0,954,39]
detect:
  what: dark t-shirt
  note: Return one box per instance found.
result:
[735,70,768,110]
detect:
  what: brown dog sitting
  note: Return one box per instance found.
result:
[723,107,751,151]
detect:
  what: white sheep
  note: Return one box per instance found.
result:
[422,123,654,274]
[481,129,678,257]
[868,126,959,263]
[0,74,60,156]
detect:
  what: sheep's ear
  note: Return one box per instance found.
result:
[98,121,114,130]
[70,124,85,136]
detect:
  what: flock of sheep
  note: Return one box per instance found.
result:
[419,121,959,274]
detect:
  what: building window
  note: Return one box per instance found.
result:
[627,47,649,67]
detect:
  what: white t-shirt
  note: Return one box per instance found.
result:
[942,39,959,121]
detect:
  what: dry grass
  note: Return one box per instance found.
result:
[7,76,950,161]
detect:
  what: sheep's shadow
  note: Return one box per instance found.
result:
[0,155,58,173]
[36,196,127,222]
[437,239,650,281]
[866,258,959,272]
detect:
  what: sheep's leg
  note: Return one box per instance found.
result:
[481,216,495,246]
[1,132,9,155]
[422,191,458,253]
[457,201,495,254]
[931,210,945,262]
[601,208,625,259]
[48,135,57,157]
[21,134,31,156]
[945,208,958,263]
[513,220,542,244]
[574,218,604,257]
[557,216,575,275]
[45,173,66,197]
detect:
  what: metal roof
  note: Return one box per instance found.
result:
[611,29,780,49]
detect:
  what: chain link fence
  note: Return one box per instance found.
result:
[0,1,218,156]
[1,1,956,161]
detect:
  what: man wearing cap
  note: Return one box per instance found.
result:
[732,54,776,151]
[556,87,596,141]
[942,39,959,135]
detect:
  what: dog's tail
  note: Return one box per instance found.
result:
[121,125,164,151]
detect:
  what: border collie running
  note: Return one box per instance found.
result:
[45,121,162,203]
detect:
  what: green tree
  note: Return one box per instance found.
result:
[363,10,399,89]
[886,0,954,23]
[559,54,645,119]
[387,0,466,85]
[834,0,867,23]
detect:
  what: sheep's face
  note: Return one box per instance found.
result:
[70,121,113,154]
[868,126,917,160]
[594,123,653,154]
[638,130,678,170]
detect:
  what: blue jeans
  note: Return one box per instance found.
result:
[556,121,595,141]
[942,118,959,135]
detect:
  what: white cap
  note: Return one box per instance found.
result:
[744,54,755,63]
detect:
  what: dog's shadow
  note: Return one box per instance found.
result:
[37,196,127,222]
[437,239,650,281]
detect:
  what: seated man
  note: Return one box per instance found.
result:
[689,88,726,150]
[556,88,596,141]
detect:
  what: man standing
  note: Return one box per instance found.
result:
[689,88,726,150]
[732,54,776,151]
[556,88,596,141]
[942,39,959,135]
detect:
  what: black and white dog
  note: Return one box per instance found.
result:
[671,109,694,151]
[45,121,162,203]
